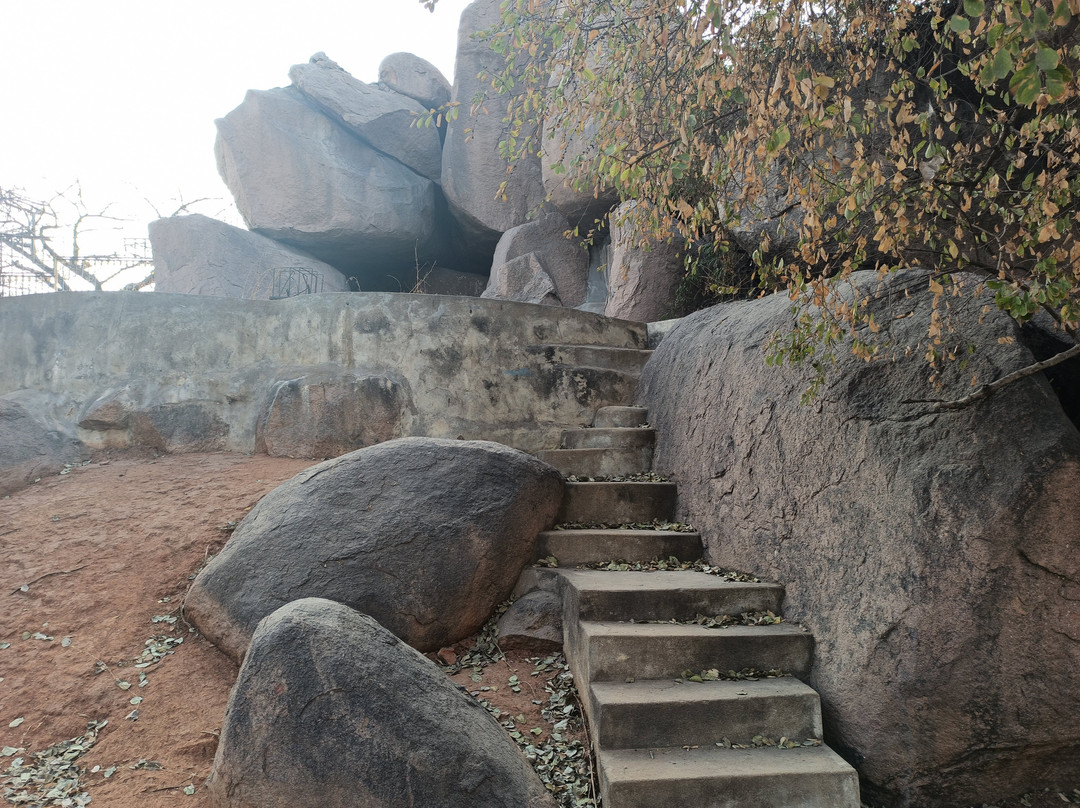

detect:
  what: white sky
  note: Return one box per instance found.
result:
[0,0,471,247]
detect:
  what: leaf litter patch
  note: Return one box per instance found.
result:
[634,610,784,628]
[1,719,106,807]
[554,519,696,532]
[540,554,762,583]
[432,604,597,807]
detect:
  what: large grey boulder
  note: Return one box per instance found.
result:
[482,254,561,306]
[289,53,442,183]
[215,86,435,285]
[378,52,452,111]
[255,369,413,458]
[637,268,1080,807]
[208,598,558,808]
[488,213,588,307]
[184,438,564,661]
[148,214,349,300]
[441,0,546,248]
[604,201,684,322]
[0,398,86,497]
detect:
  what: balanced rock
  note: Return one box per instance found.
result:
[148,214,349,300]
[441,0,546,247]
[604,201,684,322]
[289,54,442,182]
[184,438,564,661]
[378,52,452,111]
[488,213,589,308]
[215,86,435,284]
[208,598,558,808]
[638,268,1080,806]
[0,398,86,497]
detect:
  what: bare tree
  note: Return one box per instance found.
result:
[0,183,155,295]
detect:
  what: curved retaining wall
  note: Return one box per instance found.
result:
[0,292,648,456]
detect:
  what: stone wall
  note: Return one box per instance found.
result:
[0,292,646,457]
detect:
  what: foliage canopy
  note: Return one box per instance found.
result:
[428,0,1080,402]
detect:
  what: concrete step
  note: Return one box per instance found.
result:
[558,481,677,524]
[588,677,822,749]
[559,427,656,454]
[598,745,861,808]
[569,621,813,682]
[534,528,702,566]
[558,569,783,622]
[593,405,649,428]
[526,344,652,375]
[536,447,653,478]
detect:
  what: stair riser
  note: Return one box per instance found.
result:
[526,345,652,374]
[573,583,783,622]
[560,428,656,451]
[536,446,654,477]
[571,625,813,682]
[534,530,702,566]
[589,686,822,749]
[558,482,677,524]
[599,765,861,808]
[593,406,649,428]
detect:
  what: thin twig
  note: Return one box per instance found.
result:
[11,564,88,595]
[901,341,1080,414]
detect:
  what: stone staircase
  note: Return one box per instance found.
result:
[530,405,861,807]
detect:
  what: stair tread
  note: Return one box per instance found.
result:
[591,676,817,706]
[557,569,778,594]
[581,621,808,639]
[600,744,856,781]
[538,528,699,538]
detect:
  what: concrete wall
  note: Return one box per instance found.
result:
[0,292,648,457]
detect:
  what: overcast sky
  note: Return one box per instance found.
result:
[0,0,471,236]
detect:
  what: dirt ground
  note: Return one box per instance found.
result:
[0,451,1073,808]
[0,451,582,808]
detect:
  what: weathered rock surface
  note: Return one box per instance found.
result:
[255,369,413,458]
[638,268,1080,807]
[215,86,435,285]
[378,51,452,111]
[482,253,561,306]
[289,54,442,182]
[0,398,86,497]
[604,201,684,322]
[208,598,558,808]
[441,0,546,247]
[496,590,563,652]
[148,214,349,300]
[184,438,564,661]
[489,213,589,308]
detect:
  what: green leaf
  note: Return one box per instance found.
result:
[1009,61,1040,105]
[986,46,1014,83]
[1034,6,1051,30]
[1054,0,1072,24]
[986,22,1005,46]
[950,15,971,32]
[766,124,791,155]
[1035,44,1060,71]
[1045,65,1073,99]
[964,0,985,15]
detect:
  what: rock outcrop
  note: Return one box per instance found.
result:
[637,268,1080,807]
[0,398,86,497]
[378,52,452,111]
[209,598,558,808]
[604,201,684,322]
[482,254,562,306]
[289,53,442,183]
[255,369,413,458]
[441,0,546,250]
[148,214,349,300]
[184,438,564,661]
[215,86,435,287]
